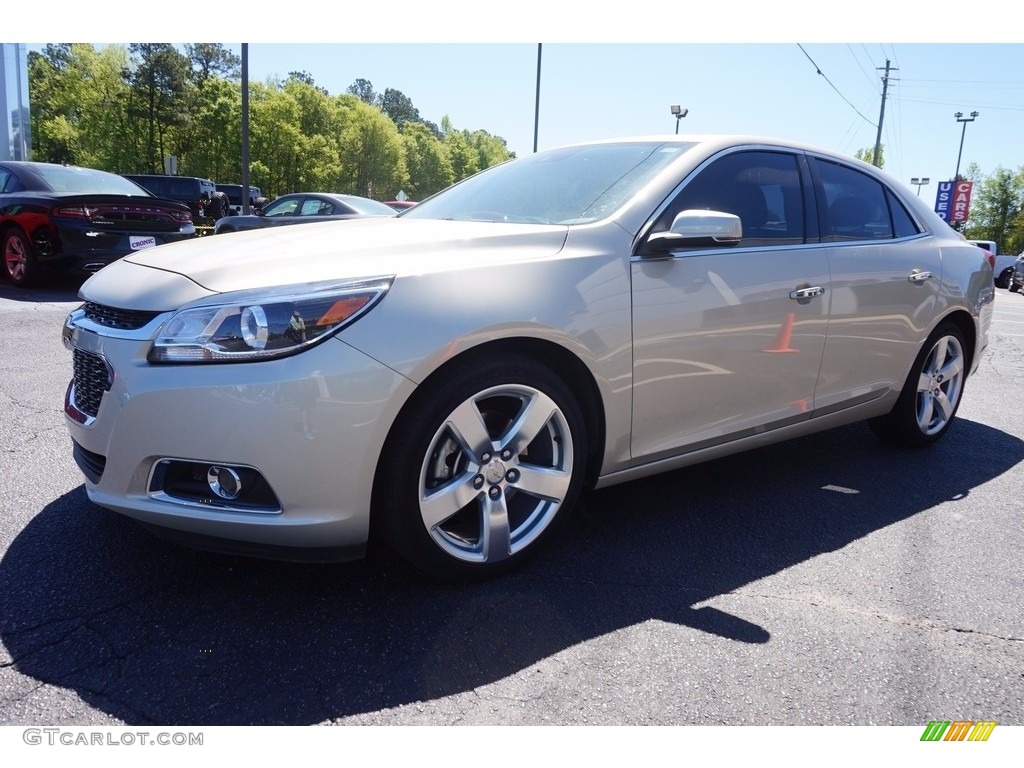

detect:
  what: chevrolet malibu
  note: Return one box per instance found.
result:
[62,136,994,579]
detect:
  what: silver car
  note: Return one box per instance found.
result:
[62,136,994,579]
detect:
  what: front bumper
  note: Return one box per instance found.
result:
[63,308,412,559]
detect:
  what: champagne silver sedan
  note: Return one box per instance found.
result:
[62,136,995,579]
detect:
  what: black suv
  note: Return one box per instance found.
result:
[216,183,264,215]
[123,174,217,222]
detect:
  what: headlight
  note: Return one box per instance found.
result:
[147,277,393,363]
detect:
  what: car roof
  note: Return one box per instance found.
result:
[126,173,215,184]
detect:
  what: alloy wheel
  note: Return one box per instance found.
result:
[915,333,965,436]
[417,383,575,566]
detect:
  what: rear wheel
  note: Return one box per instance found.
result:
[996,268,1013,289]
[869,323,967,447]
[3,227,37,286]
[375,355,586,580]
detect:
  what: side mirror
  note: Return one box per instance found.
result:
[642,209,742,255]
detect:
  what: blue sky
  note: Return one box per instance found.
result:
[21,1,1022,207]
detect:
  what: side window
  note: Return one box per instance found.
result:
[817,160,894,241]
[656,150,805,247]
[886,188,922,238]
[264,198,299,217]
[299,199,328,216]
[145,178,167,196]
[0,170,11,192]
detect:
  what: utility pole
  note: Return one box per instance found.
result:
[873,59,896,168]
[241,43,251,214]
[533,44,542,153]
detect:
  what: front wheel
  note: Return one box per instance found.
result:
[869,323,967,447]
[995,268,1012,289]
[375,355,586,580]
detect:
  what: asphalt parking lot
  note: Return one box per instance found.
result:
[0,278,1021,728]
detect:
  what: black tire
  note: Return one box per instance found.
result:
[2,227,38,287]
[869,323,967,447]
[374,354,587,580]
[995,268,1013,289]
[1009,281,1020,294]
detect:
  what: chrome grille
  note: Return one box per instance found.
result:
[72,349,112,417]
[83,302,161,330]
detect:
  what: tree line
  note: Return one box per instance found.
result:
[27,43,515,201]
[26,45,1024,251]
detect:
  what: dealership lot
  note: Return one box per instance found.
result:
[0,279,1021,726]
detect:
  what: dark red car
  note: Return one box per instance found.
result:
[1,161,196,286]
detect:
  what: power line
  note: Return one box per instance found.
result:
[797,44,876,127]
[897,97,1024,112]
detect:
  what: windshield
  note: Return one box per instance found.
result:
[403,141,693,225]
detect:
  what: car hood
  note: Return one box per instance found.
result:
[80,218,569,311]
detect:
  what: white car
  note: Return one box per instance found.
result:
[62,136,995,579]
[968,239,1014,288]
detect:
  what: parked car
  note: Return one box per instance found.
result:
[968,239,1014,288]
[1,161,195,286]
[213,192,395,234]
[123,174,217,223]
[1010,253,1024,293]
[62,136,993,579]
[215,183,263,215]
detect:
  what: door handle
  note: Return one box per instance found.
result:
[789,286,825,300]
[908,270,933,283]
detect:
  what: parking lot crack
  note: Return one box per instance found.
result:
[724,589,1024,643]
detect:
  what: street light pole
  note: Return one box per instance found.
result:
[670,104,688,134]
[910,177,930,197]
[953,111,979,181]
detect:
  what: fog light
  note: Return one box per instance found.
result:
[208,465,242,500]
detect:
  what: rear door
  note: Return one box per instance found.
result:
[808,156,941,412]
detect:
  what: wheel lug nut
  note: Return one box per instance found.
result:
[480,452,491,463]
[488,486,502,500]
[500,448,513,460]
[472,474,485,490]
[505,468,519,483]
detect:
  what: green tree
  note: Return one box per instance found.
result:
[466,128,514,167]
[964,166,1024,253]
[854,144,884,168]
[346,78,377,105]
[27,48,517,202]
[28,44,81,164]
[186,43,240,84]
[247,81,305,195]
[177,76,242,183]
[127,43,191,173]
[28,44,134,169]
[377,87,426,133]
[337,95,407,199]
[401,122,454,199]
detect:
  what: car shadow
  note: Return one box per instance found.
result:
[0,274,86,303]
[1,419,1021,725]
